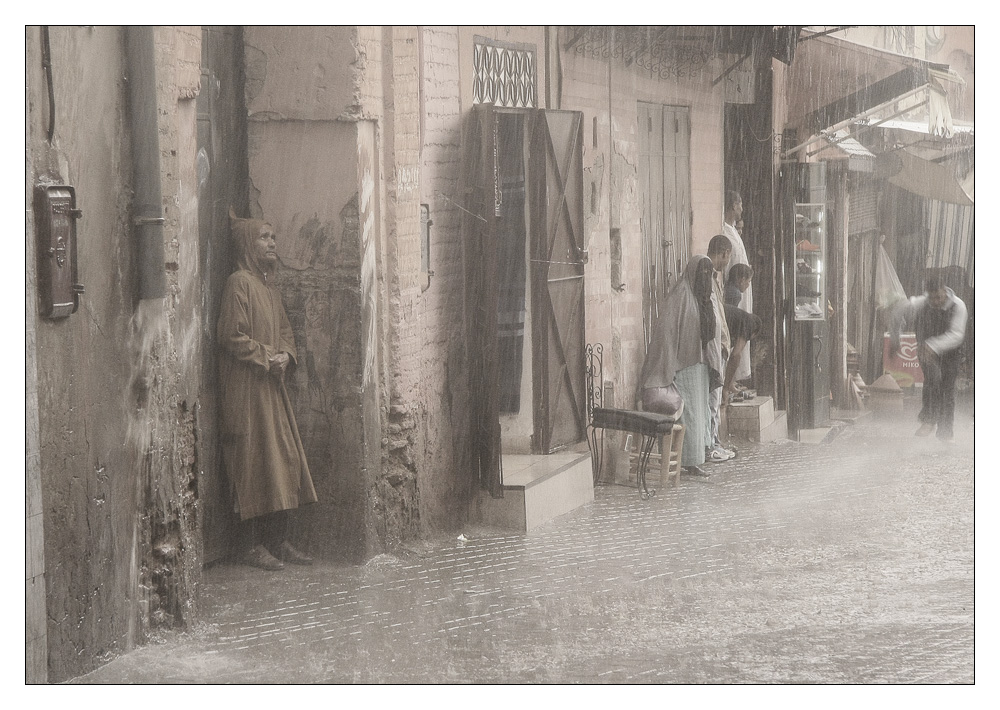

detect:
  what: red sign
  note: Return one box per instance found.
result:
[883,333,923,387]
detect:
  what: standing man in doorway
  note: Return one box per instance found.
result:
[723,190,752,384]
[218,210,318,570]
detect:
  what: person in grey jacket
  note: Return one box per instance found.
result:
[890,278,968,442]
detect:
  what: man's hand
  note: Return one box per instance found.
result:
[918,343,938,364]
[269,351,290,377]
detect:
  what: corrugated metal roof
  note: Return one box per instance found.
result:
[819,130,876,172]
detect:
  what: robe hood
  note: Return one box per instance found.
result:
[230,208,274,277]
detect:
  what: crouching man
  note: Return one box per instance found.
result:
[890,278,968,442]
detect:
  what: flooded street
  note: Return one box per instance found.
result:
[73,393,973,684]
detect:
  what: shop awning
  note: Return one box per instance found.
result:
[807,130,876,172]
[884,149,973,206]
[785,30,954,136]
[783,30,967,160]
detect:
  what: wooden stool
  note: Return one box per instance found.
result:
[591,408,679,499]
[629,423,684,490]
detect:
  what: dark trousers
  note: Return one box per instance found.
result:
[918,351,959,438]
[242,509,290,553]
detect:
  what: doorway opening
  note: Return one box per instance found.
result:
[466,106,589,498]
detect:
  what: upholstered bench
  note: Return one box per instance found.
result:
[590,407,683,498]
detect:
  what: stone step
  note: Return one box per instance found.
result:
[760,410,788,443]
[727,395,776,437]
[470,451,594,532]
[728,408,787,443]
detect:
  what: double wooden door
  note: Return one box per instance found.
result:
[464,106,587,495]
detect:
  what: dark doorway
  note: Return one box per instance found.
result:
[197,26,251,563]
[496,115,529,415]
[464,106,587,495]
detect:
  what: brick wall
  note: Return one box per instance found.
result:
[377,28,424,543]
[415,26,476,528]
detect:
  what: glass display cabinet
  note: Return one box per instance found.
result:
[793,203,826,321]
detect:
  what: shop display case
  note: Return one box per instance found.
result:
[793,203,826,320]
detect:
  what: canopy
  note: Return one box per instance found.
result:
[886,149,973,206]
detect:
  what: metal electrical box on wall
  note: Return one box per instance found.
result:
[34,184,84,318]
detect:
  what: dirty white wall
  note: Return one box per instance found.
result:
[559,34,726,411]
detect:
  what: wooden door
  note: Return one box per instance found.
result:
[529,109,587,453]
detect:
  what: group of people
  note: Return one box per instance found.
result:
[638,191,761,478]
[637,188,969,477]
[219,187,968,570]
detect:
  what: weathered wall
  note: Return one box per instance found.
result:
[416,27,476,530]
[934,26,974,122]
[26,26,204,681]
[25,50,46,684]
[143,23,204,632]
[244,26,382,561]
[367,27,423,546]
[558,33,726,411]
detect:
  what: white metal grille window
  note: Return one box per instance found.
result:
[473,38,536,108]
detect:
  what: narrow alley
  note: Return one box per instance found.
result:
[72,395,974,684]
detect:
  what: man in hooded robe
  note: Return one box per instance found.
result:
[639,255,717,477]
[218,211,318,570]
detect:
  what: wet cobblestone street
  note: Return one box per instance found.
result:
[73,398,974,684]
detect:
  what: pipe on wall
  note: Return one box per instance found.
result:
[124,26,166,301]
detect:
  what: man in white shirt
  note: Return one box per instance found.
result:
[890,279,968,442]
[723,191,752,383]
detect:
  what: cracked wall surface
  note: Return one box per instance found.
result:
[26,26,204,682]
[245,27,384,562]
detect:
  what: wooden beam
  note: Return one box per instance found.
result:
[712,51,750,86]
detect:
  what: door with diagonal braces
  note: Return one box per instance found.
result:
[529,109,587,453]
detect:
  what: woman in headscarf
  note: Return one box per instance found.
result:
[218,209,318,570]
[638,255,717,477]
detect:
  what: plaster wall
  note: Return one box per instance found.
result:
[26,25,204,681]
[26,50,45,684]
[558,38,726,411]
[243,26,359,121]
[244,27,385,561]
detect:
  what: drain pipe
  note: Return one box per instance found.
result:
[125,26,166,300]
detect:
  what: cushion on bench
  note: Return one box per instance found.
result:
[591,407,677,436]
